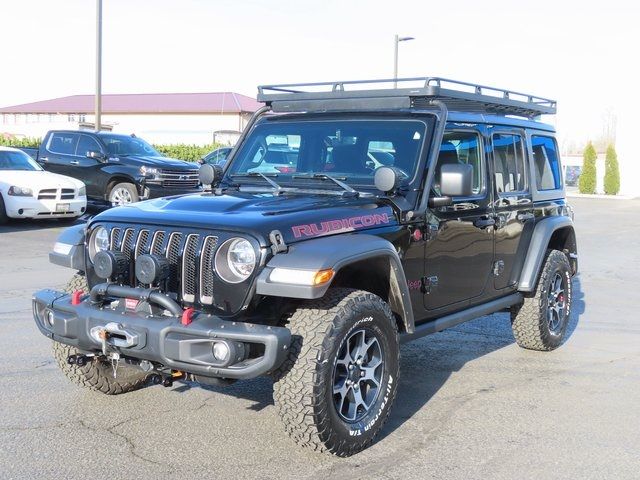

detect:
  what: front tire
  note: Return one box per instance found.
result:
[0,194,8,224]
[108,182,139,205]
[511,250,573,351]
[273,288,399,456]
[52,273,149,394]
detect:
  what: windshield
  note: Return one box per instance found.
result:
[225,119,426,188]
[100,134,161,157]
[0,150,43,171]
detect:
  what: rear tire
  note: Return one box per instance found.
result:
[273,288,399,456]
[52,273,149,394]
[108,182,139,205]
[511,250,573,351]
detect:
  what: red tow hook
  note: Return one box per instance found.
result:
[181,307,195,326]
[71,290,84,306]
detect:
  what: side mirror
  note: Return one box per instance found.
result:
[440,163,473,197]
[374,166,406,194]
[87,150,106,162]
[199,163,223,188]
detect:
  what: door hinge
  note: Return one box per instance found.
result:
[269,230,287,255]
[421,275,439,294]
[493,260,505,276]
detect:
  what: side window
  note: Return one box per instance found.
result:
[434,131,485,197]
[492,133,527,193]
[48,132,79,155]
[531,135,562,190]
[76,135,102,157]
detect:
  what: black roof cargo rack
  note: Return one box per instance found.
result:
[257,77,556,119]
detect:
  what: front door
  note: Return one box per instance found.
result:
[423,128,495,312]
[73,133,108,199]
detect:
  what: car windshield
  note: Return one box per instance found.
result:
[0,150,43,171]
[225,119,427,188]
[100,134,161,156]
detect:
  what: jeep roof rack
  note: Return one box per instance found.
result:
[257,77,556,119]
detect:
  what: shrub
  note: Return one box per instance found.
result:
[578,142,597,194]
[603,144,620,195]
[0,136,41,148]
[0,136,222,162]
[153,143,222,162]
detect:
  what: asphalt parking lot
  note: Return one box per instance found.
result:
[0,197,638,480]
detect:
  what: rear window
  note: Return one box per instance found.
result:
[531,136,562,190]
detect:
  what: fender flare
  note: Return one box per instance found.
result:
[256,234,415,333]
[49,224,86,272]
[518,216,576,292]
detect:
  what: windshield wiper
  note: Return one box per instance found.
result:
[229,172,287,194]
[292,173,359,196]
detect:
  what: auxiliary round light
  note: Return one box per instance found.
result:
[212,342,231,362]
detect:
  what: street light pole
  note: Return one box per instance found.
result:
[393,35,415,88]
[95,0,102,131]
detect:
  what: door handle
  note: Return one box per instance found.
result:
[39,156,49,163]
[517,212,534,222]
[474,216,496,229]
[70,160,79,165]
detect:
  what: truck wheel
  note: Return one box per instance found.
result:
[0,194,8,224]
[108,182,139,205]
[273,288,399,456]
[511,250,573,351]
[52,273,149,395]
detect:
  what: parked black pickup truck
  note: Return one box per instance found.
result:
[31,130,201,206]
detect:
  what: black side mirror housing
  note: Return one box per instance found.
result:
[87,150,107,162]
[440,163,473,197]
[199,163,223,188]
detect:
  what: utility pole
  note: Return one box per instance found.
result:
[393,35,415,88]
[95,0,102,131]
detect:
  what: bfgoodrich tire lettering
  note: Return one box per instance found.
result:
[273,288,400,456]
[511,249,573,351]
[52,273,149,395]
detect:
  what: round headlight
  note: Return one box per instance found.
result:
[88,226,109,262]
[214,237,256,283]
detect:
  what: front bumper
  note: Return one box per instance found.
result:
[32,288,291,380]
[5,196,87,219]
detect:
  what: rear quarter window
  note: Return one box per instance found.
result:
[531,135,562,190]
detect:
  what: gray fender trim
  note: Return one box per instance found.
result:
[49,224,86,272]
[518,216,574,292]
[256,234,415,333]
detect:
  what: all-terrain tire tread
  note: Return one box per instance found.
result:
[511,250,572,351]
[273,288,398,457]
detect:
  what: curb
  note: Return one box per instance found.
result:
[566,192,638,200]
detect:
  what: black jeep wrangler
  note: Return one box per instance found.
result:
[33,78,578,456]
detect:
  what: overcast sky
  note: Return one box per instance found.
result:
[3,0,639,147]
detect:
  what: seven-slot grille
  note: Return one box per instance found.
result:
[157,168,200,188]
[108,226,218,305]
[37,187,76,200]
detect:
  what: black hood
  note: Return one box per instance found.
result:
[112,155,198,169]
[92,192,398,246]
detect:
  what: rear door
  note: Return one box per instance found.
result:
[490,129,535,290]
[423,127,495,312]
[40,132,79,176]
[72,133,108,198]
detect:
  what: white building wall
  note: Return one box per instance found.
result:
[1,112,251,145]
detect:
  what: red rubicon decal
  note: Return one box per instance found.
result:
[292,213,390,238]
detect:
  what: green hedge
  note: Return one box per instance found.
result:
[603,144,620,195]
[0,136,222,162]
[0,136,41,148]
[579,142,597,194]
[153,143,222,162]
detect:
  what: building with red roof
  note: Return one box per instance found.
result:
[0,92,262,145]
